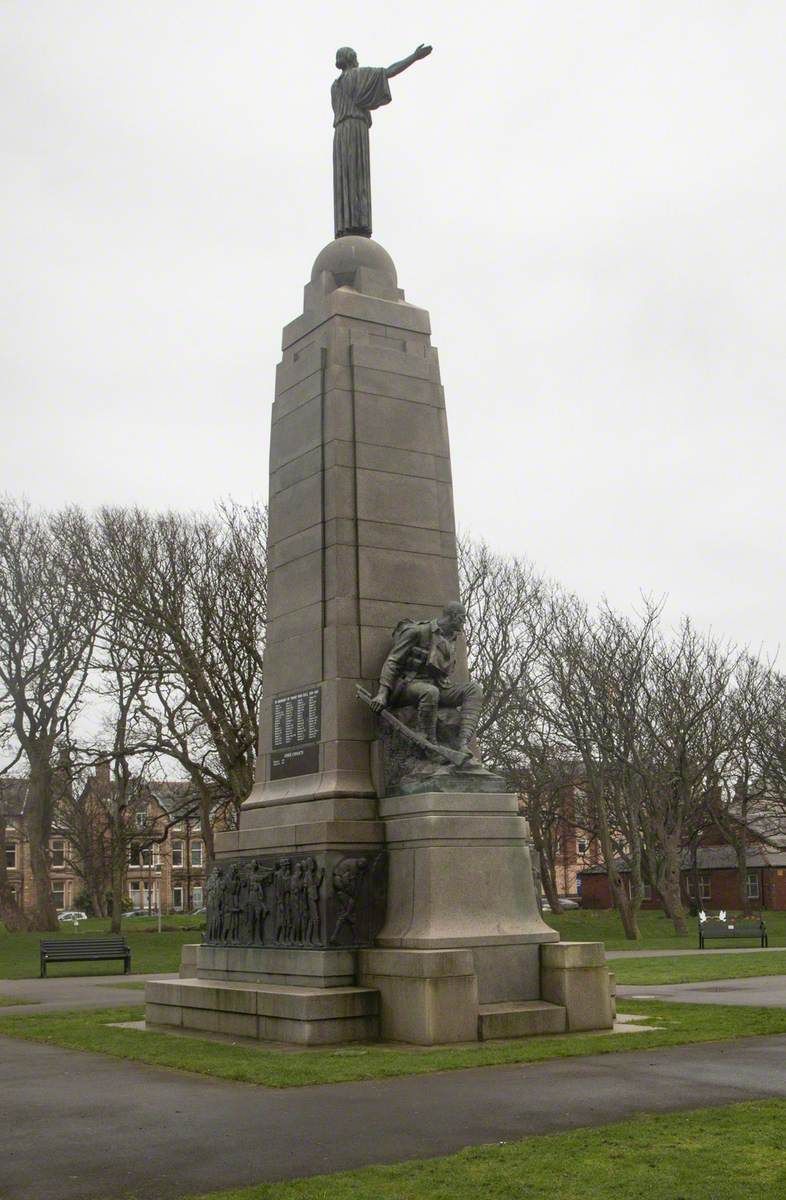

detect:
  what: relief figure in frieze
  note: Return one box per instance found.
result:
[330,857,369,943]
[303,857,324,945]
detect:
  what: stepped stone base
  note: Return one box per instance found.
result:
[145,977,379,1045]
[478,1000,567,1040]
[195,945,356,988]
[541,941,614,1032]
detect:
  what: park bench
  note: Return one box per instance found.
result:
[698,915,768,950]
[39,936,131,977]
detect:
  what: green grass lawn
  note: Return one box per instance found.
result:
[0,916,203,979]
[612,949,786,986]
[544,907,786,951]
[3,999,786,1089]
[176,1098,786,1200]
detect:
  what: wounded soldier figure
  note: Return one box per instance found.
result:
[368,602,483,754]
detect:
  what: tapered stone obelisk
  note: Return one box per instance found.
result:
[206,236,471,986]
[248,236,460,811]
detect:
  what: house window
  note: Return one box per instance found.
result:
[172,886,183,911]
[171,841,184,868]
[191,841,203,868]
[50,839,65,869]
[5,843,17,870]
[135,811,148,829]
[192,885,204,909]
[687,875,712,901]
[746,872,760,901]
[577,839,588,856]
[642,882,652,900]
[51,881,66,909]
[130,882,142,906]
[128,845,140,867]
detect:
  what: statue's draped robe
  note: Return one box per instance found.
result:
[332,66,391,238]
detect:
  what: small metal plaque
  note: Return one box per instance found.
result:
[270,743,320,780]
[270,687,321,779]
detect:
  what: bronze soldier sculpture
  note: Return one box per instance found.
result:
[368,602,483,755]
[332,43,432,239]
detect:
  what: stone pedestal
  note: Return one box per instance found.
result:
[375,790,558,1004]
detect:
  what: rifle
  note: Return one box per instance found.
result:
[356,686,472,768]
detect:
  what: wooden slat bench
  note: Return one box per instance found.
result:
[698,916,768,950]
[39,936,131,977]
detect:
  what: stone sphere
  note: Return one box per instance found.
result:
[311,236,398,289]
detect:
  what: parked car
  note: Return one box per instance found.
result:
[124,909,159,918]
[540,897,580,913]
[57,910,87,923]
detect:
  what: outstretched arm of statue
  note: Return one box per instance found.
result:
[386,44,432,79]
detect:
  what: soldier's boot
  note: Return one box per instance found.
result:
[457,681,484,755]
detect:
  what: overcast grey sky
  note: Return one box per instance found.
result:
[2,1,784,655]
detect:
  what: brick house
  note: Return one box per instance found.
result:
[579,844,786,912]
[1,770,211,916]
[1,779,83,915]
[126,781,208,913]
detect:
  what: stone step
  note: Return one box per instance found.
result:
[145,978,380,1045]
[478,1000,567,1040]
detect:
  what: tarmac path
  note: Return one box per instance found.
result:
[618,974,786,1007]
[3,1031,786,1200]
[0,972,177,1015]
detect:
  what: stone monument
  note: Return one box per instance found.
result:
[146,44,613,1044]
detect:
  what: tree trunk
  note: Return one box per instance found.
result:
[22,755,58,931]
[540,857,563,914]
[109,807,125,935]
[27,837,58,930]
[660,873,689,936]
[595,799,640,939]
[528,812,562,913]
[735,836,751,916]
[198,790,215,868]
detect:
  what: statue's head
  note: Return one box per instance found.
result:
[336,46,358,71]
[439,602,466,636]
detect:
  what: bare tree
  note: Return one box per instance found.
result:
[703,656,770,915]
[0,501,100,930]
[541,594,657,940]
[630,618,739,934]
[88,501,267,862]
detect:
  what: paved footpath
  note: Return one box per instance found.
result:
[3,1032,786,1200]
[607,945,784,959]
[0,972,178,1014]
[619,974,786,1008]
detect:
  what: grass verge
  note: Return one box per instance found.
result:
[2,1000,786,1089]
[0,919,200,979]
[545,907,786,951]
[177,1098,786,1200]
[612,949,786,986]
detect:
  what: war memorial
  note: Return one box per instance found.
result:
[145,43,613,1046]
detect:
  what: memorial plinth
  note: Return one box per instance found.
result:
[145,238,613,1043]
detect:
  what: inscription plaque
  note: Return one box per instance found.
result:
[271,687,321,780]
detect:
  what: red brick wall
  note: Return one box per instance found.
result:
[579,866,785,911]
